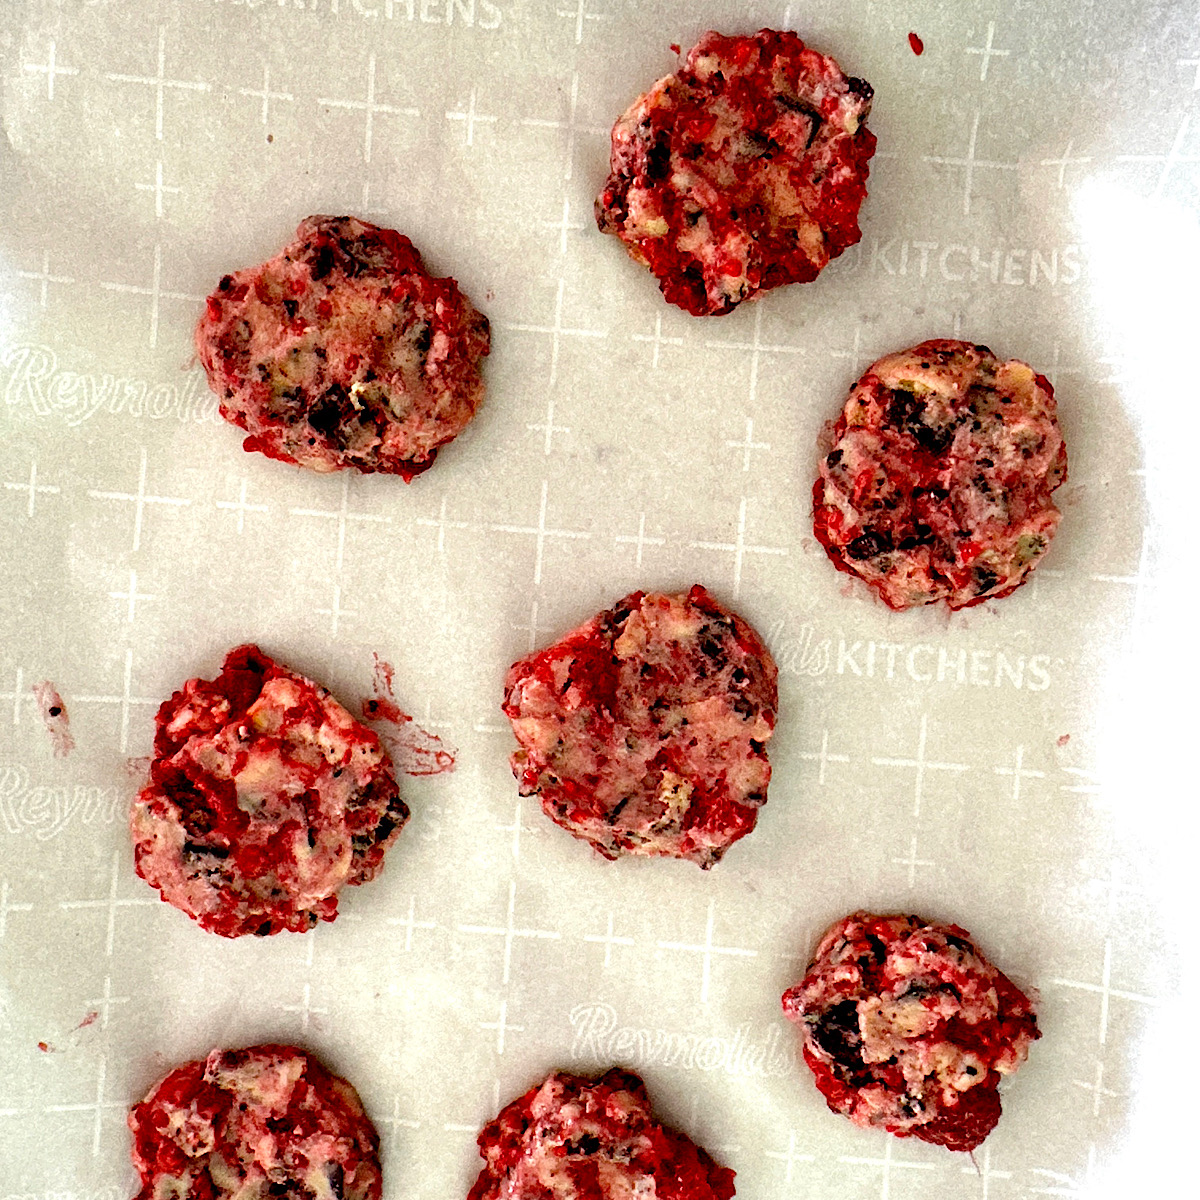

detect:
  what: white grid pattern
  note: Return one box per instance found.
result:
[0,1,1176,1193]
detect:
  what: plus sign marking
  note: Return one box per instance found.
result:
[239,62,294,126]
[71,648,158,753]
[657,898,757,1004]
[630,313,685,369]
[16,251,75,311]
[0,668,32,727]
[892,834,935,887]
[539,196,587,256]
[24,40,79,100]
[386,894,437,952]
[216,478,269,535]
[479,998,524,1054]
[0,878,34,939]
[87,447,191,552]
[993,743,1045,803]
[764,1131,815,1186]
[489,479,592,587]
[704,303,805,406]
[318,54,419,165]
[615,512,665,568]
[1117,115,1200,199]
[838,1134,937,1200]
[521,72,607,182]
[281,982,328,1033]
[109,568,155,624]
[4,460,60,515]
[798,729,849,785]
[105,26,211,140]
[98,243,205,349]
[1047,939,1161,1045]
[135,160,181,220]
[506,275,608,392]
[583,911,635,969]
[557,1,609,45]
[923,111,1017,216]
[964,21,1011,81]
[446,89,498,147]
[872,714,970,819]
[457,880,562,985]
[44,1055,127,1156]
[726,418,771,472]
[59,850,157,956]
[691,497,786,600]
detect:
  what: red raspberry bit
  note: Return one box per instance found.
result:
[289,277,307,295]
[908,32,924,55]
[316,298,333,319]
[669,43,681,55]
[206,296,223,321]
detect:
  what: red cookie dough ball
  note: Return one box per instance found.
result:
[196,215,490,479]
[782,912,1040,1151]
[469,1069,736,1200]
[129,1045,381,1200]
[130,645,408,937]
[502,585,778,868]
[595,29,875,316]
[812,339,1068,609]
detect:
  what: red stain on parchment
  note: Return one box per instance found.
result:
[669,42,681,55]
[1057,734,1071,747]
[37,1041,51,1053]
[362,654,456,776]
[76,1011,99,1031]
[125,756,153,782]
[908,32,925,55]
[32,682,74,757]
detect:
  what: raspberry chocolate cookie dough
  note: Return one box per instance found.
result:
[812,339,1067,609]
[502,586,777,868]
[469,1069,736,1200]
[196,216,490,479]
[131,645,409,937]
[129,1045,381,1200]
[595,29,875,316]
[782,912,1040,1151]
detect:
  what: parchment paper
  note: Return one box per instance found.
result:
[1,1,1193,1196]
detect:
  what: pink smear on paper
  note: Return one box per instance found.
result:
[32,682,74,757]
[1057,734,1071,747]
[362,654,456,776]
[75,1011,99,1031]
[125,756,153,782]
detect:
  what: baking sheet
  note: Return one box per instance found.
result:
[0,0,1193,1195]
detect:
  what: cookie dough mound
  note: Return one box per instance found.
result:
[782,912,1040,1151]
[595,29,875,316]
[196,215,490,479]
[812,339,1067,609]
[502,585,777,868]
[131,645,409,937]
[470,1069,736,1200]
[129,1045,381,1200]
